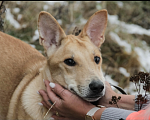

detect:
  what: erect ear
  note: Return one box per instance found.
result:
[38,11,66,56]
[79,9,107,47]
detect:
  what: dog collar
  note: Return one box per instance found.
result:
[109,83,127,95]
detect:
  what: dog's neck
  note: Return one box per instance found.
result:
[39,61,53,82]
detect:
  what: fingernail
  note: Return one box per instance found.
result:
[37,91,40,95]
[43,79,46,87]
[49,83,55,88]
[38,103,43,106]
[50,117,54,120]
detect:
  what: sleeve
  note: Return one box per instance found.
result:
[134,94,150,111]
[101,94,150,120]
[100,107,135,120]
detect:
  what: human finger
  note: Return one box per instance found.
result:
[41,101,49,109]
[39,89,53,107]
[44,80,62,105]
[52,115,71,120]
[48,81,73,100]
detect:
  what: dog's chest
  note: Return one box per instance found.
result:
[21,74,52,119]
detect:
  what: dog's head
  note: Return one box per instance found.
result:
[38,9,107,102]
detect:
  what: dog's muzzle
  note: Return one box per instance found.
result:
[89,80,104,93]
[70,80,105,102]
[83,80,105,102]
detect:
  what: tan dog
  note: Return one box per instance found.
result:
[0,9,107,120]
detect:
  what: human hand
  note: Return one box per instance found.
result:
[98,81,135,110]
[39,80,95,120]
[98,81,118,107]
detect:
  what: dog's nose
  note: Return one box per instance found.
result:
[89,80,104,93]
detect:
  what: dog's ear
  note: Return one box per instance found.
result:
[38,11,66,56]
[79,9,107,47]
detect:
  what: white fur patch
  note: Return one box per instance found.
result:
[47,44,57,57]
[22,74,52,120]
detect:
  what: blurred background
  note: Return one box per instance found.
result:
[0,1,150,94]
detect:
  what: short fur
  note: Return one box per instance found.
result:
[0,9,107,120]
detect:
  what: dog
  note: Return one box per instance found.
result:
[0,9,107,120]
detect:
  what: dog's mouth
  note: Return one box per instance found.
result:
[83,96,102,102]
[70,88,104,102]
[83,92,105,102]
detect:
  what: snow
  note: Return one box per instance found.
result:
[16,1,21,5]
[80,17,87,25]
[134,47,150,72]
[103,71,118,86]
[108,14,150,36]
[5,8,28,29]
[119,67,130,77]
[29,44,36,48]
[105,72,139,95]
[13,8,20,13]
[74,1,82,11]
[57,19,62,25]
[109,32,132,54]
[108,13,150,94]
[96,4,102,10]
[45,1,67,6]
[22,24,27,28]
[32,29,39,42]
[125,24,150,36]
[5,8,21,29]
[110,31,150,72]
[43,5,49,10]
[124,82,137,95]
[96,1,101,3]
[104,74,120,91]
[17,14,22,21]
[109,14,150,73]
[124,81,146,95]
[116,1,123,8]
[38,50,43,54]
[104,73,144,95]
[104,74,118,85]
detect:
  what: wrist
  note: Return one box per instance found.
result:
[117,94,135,110]
[106,93,135,110]
[101,93,135,110]
[99,92,118,108]
[85,106,106,120]
[93,108,106,120]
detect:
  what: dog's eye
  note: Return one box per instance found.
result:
[94,56,100,64]
[64,59,76,66]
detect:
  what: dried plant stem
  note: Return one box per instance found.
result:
[0,1,4,9]
[130,71,150,111]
